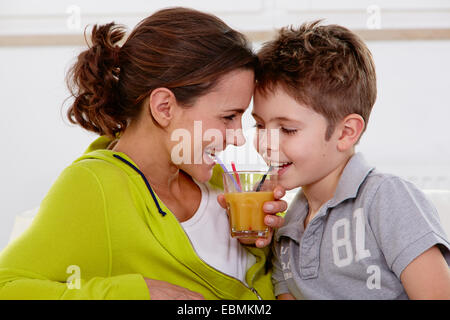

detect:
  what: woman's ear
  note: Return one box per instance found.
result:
[336,114,365,152]
[147,88,177,128]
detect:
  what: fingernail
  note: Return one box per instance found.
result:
[264,204,274,211]
[276,191,283,198]
[266,216,274,224]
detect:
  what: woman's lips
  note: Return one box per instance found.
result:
[203,150,216,165]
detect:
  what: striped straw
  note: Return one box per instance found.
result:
[214,156,242,192]
[231,161,243,192]
[255,165,274,192]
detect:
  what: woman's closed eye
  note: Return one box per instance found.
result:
[223,114,236,121]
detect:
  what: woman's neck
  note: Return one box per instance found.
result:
[112,125,184,195]
[112,125,202,222]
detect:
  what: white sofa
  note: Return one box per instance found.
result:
[8,207,39,244]
[8,189,450,245]
[422,190,450,237]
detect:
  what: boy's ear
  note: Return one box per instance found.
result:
[147,88,177,128]
[336,114,365,151]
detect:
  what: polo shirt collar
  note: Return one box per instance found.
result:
[275,152,374,242]
[328,152,375,208]
[275,192,308,242]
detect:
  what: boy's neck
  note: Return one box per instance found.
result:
[302,153,353,217]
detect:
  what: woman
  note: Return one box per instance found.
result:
[0,7,285,300]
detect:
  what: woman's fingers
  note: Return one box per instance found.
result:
[217,194,227,209]
[145,278,205,300]
[263,200,288,215]
[273,185,286,200]
[254,214,285,248]
[264,213,285,228]
[218,187,287,248]
[256,192,287,248]
[255,237,271,248]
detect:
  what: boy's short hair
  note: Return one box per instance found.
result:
[256,20,377,141]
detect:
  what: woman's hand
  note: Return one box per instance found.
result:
[144,278,205,300]
[217,185,287,248]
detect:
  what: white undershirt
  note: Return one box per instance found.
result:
[181,181,255,283]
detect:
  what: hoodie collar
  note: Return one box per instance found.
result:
[74,135,225,199]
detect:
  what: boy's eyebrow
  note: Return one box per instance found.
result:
[251,112,261,119]
[273,116,300,123]
[252,112,303,125]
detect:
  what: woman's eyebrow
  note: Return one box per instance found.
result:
[226,108,246,114]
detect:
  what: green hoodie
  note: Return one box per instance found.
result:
[0,136,274,300]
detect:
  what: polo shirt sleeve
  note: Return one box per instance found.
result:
[367,176,450,278]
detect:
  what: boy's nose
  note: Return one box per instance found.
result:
[254,128,279,159]
[226,128,246,147]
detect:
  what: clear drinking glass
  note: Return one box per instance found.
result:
[223,170,278,238]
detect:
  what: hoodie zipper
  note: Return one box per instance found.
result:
[113,154,167,216]
[181,226,262,300]
[113,153,262,300]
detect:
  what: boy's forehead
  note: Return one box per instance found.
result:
[253,87,315,121]
[254,85,306,108]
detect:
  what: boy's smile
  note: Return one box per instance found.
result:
[252,86,347,192]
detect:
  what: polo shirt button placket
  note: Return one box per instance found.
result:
[299,218,324,280]
[298,234,311,278]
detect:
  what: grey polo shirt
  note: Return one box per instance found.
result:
[273,153,450,299]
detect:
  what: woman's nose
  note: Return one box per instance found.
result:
[234,128,246,147]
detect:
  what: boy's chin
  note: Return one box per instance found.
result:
[278,176,303,191]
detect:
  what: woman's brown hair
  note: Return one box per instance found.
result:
[66,7,257,137]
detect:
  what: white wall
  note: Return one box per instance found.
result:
[2,0,450,35]
[1,0,450,250]
[358,40,450,185]
[0,45,97,250]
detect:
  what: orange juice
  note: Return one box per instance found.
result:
[224,191,274,238]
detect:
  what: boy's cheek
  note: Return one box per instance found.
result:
[252,130,274,161]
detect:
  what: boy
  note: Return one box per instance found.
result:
[252,21,450,299]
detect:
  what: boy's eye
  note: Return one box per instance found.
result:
[253,123,264,129]
[281,127,298,135]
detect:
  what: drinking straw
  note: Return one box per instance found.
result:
[214,155,242,192]
[231,161,243,192]
[255,165,274,192]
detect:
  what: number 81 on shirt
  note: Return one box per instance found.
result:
[332,208,371,268]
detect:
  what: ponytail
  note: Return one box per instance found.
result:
[66,22,127,137]
[65,8,256,138]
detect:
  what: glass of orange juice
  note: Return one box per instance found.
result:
[223,170,278,238]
